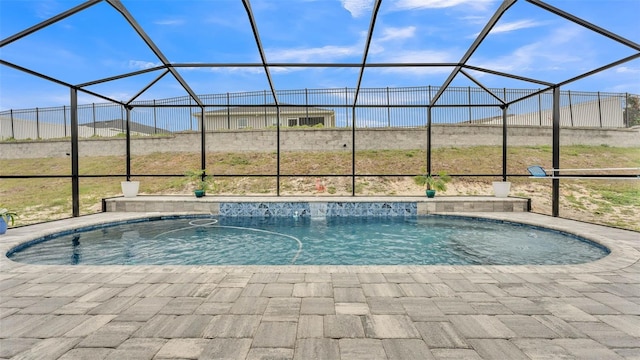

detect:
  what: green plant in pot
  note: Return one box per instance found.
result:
[185,169,213,198]
[414,171,451,198]
[0,207,18,235]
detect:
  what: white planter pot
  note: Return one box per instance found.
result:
[492,181,511,198]
[121,181,140,198]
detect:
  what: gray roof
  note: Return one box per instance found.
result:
[87,119,171,134]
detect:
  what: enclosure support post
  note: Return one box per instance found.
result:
[200,106,206,173]
[276,106,281,196]
[125,106,131,181]
[427,86,432,175]
[351,107,356,196]
[502,104,508,181]
[502,88,508,181]
[552,86,560,217]
[70,88,80,217]
[427,106,432,175]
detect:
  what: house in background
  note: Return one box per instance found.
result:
[0,117,170,140]
[194,105,336,130]
[471,97,625,127]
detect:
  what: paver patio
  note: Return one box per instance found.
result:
[0,211,638,359]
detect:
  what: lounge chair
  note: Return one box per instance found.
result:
[527,165,639,180]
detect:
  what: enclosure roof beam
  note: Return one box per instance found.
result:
[0,0,103,48]
[0,59,124,105]
[555,53,640,89]
[169,62,461,68]
[76,66,167,88]
[1,59,74,90]
[504,87,549,107]
[242,0,279,106]
[504,52,640,107]
[462,65,553,87]
[459,69,506,106]
[353,0,382,107]
[527,0,640,52]
[80,88,125,106]
[129,102,503,109]
[430,0,517,107]
[361,63,460,68]
[106,0,203,107]
[126,69,171,105]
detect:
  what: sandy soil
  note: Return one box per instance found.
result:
[15,178,638,232]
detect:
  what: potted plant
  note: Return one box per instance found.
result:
[414,171,451,198]
[185,169,213,198]
[0,207,18,235]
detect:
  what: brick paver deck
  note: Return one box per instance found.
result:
[1,211,638,359]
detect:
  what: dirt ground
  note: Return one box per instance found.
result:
[14,177,637,232]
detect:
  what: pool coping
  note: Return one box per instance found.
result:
[1,210,638,275]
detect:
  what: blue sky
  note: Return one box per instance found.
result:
[1,0,639,111]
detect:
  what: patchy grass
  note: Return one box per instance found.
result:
[598,188,640,207]
[1,145,638,231]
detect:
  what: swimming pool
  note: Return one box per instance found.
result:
[7,215,608,265]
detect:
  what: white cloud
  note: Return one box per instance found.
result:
[607,82,640,93]
[153,19,185,26]
[129,60,162,70]
[380,49,457,63]
[481,19,543,36]
[266,44,362,62]
[460,15,489,25]
[267,24,414,64]
[34,0,61,19]
[393,0,495,11]
[372,49,459,75]
[616,66,640,74]
[210,67,266,75]
[377,26,416,42]
[470,26,588,75]
[340,0,374,18]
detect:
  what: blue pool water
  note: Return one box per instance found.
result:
[7,215,608,265]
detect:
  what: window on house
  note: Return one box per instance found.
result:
[299,117,324,126]
[287,118,298,127]
[237,118,248,129]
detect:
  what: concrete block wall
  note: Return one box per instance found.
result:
[1,125,638,159]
